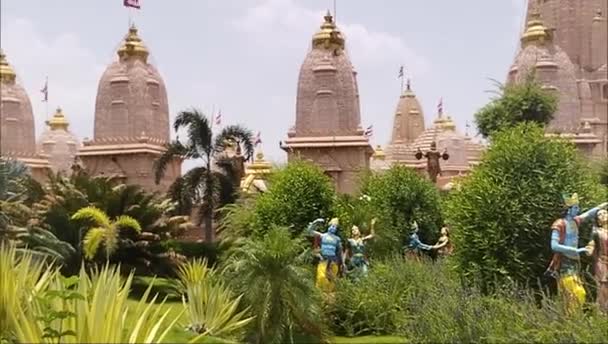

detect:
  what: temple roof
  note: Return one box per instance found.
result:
[38,108,80,173]
[391,79,425,144]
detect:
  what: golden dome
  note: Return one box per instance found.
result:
[373,145,386,160]
[0,50,17,83]
[46,107,70,130]
[117,25,149,61]
[312,11,345,50]
[521,9,550,46]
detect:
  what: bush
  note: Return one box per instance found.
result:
[445,123,606,292]
[253,161,335,236]
[475,74,558,138]
[359,166,443,258]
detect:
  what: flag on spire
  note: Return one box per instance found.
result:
[398,66,404,78]
[214,110,222,126]
[437,97,443,116]
[124,0,141,9]
[254,131,262,146]
[40,78,48,102]
[364,125,373,138]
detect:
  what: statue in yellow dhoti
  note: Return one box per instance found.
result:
[306,218,343,293]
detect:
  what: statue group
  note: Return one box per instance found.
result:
[547,194,608,313]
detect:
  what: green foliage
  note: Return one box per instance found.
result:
[359,165,443,257]
[329,257,608,343]
[222,226,329,344]
[252,161,335,237]
[177,258,253,338]
[8,262,183,343]
[475,74,558,138]
[445,123,606,292]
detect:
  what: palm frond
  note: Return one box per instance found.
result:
[83,227,106,259]
[174,109,213,154]
[115,215,142,233]
[71,206,112,228]
[154,141,191,184]
[214,125,255,161]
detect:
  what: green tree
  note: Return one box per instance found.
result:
[445,123,606,292]
[222,226,328,344]
[359,165,443,257]
[252,161,335,237]
[71,206,141,260]
[475,73,558,138]
[154,109,254,242]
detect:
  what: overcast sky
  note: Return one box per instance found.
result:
[1,0,528,168]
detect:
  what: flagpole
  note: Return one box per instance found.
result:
[333,0,337,22]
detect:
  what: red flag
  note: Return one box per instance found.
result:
[124,0,141,9]
[254,131,262,146]
[40,78,48,102]
[437,97,443,115]
[364,125,373,138]
[214,110,222,126]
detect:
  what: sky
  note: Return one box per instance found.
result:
[0,0,529,169]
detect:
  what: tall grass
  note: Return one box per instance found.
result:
[329,257,608,342]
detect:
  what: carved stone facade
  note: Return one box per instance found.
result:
[78,25,181,192]
[0,50,50,179]
[281,12,373,194]
[509,0,608,157]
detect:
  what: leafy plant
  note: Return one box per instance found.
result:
[154,108,254,242]
[475,73,558,138]
[252,161,335,237]
[445,123,606,292]
[359,165,443,258]
[177,258,252,338]
[71,206,141,260]
[8,263,183,343]
[222,226,328,344]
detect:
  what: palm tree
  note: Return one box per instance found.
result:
[71,206,141,260]
[222,226,328,344]
[154,108,254,242]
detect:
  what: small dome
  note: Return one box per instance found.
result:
[38,108,80,173]
[312,11,345,50]
[0,50,37,158]
[92,24,169,145]
[372,145,386,160]
[391,79,425,144]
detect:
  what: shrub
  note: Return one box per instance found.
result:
[445,123,606,292]
[253,161,335,236]
[359,166,443,258]
[475,73,558,138]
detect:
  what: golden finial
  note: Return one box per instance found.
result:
[312,10,345,50]
[373,145,386,160]
[521,1,549,46]
[117,24,149,61]
[46,107,70,131]
[0,49,17,83]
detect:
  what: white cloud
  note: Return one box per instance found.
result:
[1,17,104,141]
[233,0,430,76]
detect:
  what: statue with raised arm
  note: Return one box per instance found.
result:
[415,141,449,183]
[307,217,343,292]
[345,218,376,279]
[404,221,433,260]
[546,193,607,313]
[432,225,453,258]
[586,209,608,313]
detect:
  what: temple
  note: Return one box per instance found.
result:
[38,107,80,174]
[78,25,181,191]
[372,81,483,189]
[0,50,50,180]
[507,0,608,157]
[281,11,374,194]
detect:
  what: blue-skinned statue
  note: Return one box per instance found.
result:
[404,221,433,260]
[307,217,343,292]
[546,193,607,313]
[345,218,376,280]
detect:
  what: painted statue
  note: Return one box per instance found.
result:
[404,221,433,260]
[586,209,608,314]
[546,193,607,313]
[415,141,449,183]
[432,225,453,257]
[307,218,343,292]
[345,218,376,279]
